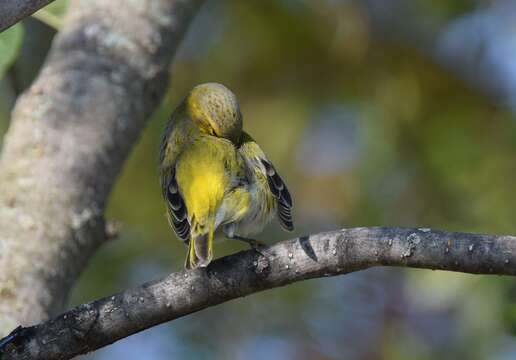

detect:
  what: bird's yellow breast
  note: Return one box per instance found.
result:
[175,136,240,232]
[184,168,225,220]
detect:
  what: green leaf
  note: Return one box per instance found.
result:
[44,0,69,18]
[32,9,62,30]
[32,0,69,30]
[0,24,24,81]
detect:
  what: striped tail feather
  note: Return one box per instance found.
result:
[185,223,214,269]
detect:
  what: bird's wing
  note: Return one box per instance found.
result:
[159,105,199,169]
[260,159,294,231]
[159,105,201,242]
[239,132,294,232]
[164,166,190,241]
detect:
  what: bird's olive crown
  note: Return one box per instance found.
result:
[185,83,243,144]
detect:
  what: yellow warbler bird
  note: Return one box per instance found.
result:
[160,83,293,269]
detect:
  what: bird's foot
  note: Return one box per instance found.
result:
[232,236,267,256]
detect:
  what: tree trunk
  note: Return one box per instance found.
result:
[0,0,203,335]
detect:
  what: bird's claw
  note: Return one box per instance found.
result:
[232,236,267,257]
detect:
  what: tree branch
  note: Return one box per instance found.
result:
[1,227,515,360]
[0,0,56,32]
[0,0,203,333]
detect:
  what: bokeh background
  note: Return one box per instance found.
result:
[2,1,516,359]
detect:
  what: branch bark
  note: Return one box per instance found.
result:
[0,0,56,32]
[1,227,515,359]
[0,0,203,334]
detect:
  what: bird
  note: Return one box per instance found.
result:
[160,83,293,269]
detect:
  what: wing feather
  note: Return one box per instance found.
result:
[166,167,190,241]
[261,159,294,231]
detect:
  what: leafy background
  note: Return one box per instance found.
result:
[2,1,516,359]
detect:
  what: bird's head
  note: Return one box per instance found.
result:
[185,83,243,144]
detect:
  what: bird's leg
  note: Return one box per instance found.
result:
[229,235,267,258]
[232,235,266,249]
[222,224,267,256]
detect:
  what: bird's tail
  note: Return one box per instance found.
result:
[185,221,214,269]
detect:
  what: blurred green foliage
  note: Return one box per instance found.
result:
[0,24,23,80]
[1,1,516,359]
[43,0,69,17]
